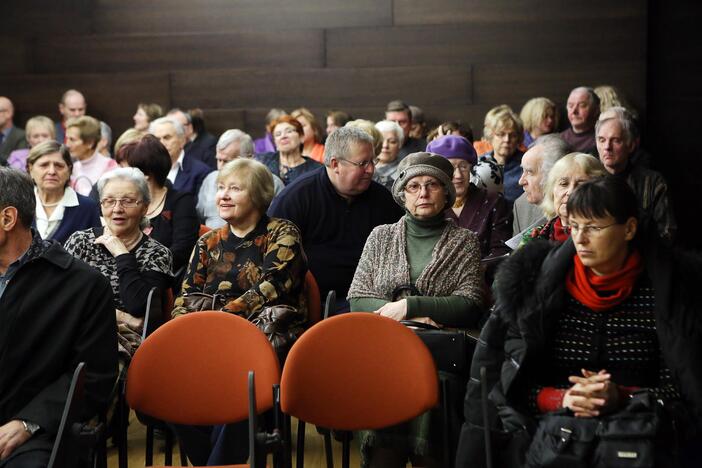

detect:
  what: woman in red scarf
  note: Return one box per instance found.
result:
[522,152,606,245]
[456,176,702,467]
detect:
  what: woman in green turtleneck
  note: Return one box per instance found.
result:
[348,152,485,468]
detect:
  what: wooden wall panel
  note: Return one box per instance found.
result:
[33,31,325,74]
[0,37,29,74]
[394,0,646,26]
[2,1,93,36]
[199,109,247,138]
[171,66,472,110]
[327,17,646,68]
[473,62,646,112]
[0,73,171,134]
[93,0,392,34]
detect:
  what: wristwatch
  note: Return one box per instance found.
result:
[21,420,40,436]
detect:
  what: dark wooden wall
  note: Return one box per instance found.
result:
[1,0,647,142]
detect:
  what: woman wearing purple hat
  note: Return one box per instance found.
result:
[426,135,512,260]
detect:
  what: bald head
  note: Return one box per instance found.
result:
[59,89,87,122]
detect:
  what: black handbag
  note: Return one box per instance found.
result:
[524,391,664,468]
[400,320,476,375]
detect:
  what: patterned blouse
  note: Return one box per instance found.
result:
[64,227,173,314]
[172,215,308,318]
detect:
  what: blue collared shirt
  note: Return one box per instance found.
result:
[0,247,29,300]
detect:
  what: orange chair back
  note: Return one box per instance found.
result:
[303,270,322,326]
[280,313,438,430]
[199,224,212,238]
[126,311,280,425]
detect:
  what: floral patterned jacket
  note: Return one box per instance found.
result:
[172,215,308,319]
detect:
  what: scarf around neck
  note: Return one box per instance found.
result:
[566,249,644,312]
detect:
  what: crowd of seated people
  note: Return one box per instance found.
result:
[2,83,701,468]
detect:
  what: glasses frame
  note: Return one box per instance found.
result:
[566,222,620,237]
[404,181,443,194]
[100,197,143,209]
[338,158,374,170]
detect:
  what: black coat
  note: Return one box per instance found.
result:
[0,238,118,458]
[455,237,702,467]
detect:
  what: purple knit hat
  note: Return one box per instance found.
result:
[426,135,477,165]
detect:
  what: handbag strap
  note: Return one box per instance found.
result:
[400,319,440,330]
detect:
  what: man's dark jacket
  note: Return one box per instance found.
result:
[455,236,702,467]
[0,239,118,459]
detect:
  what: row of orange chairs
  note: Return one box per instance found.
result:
[125,310,439,468]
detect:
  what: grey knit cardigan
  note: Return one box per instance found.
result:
[347,216,483,305]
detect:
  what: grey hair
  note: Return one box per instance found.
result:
[167,108,192,124]
[97,167,152,230]
[597,106,639,142]
[0,168,36,228]
[533,134,571,193]
[540,152,606,219]
[323,126,374,166]
[149,116,185,137]
[374,120,405,147]
[217,129,254,157]
[100,121,112,147]
[97,167,152,206]
[570,86,601,113]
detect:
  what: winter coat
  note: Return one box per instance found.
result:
[455,236,702,467]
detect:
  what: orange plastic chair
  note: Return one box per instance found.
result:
[303,270,322,327]
[126,311,281,467]
[280,313,439,468]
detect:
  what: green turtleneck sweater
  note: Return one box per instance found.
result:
[350,213,476,327]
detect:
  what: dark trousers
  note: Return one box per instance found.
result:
[0,448,51,468]
[173,421,249,465]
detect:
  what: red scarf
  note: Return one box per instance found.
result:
[566,250,643,312]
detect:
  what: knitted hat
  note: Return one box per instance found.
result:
[426,135,477,165]
[392,152,456,208]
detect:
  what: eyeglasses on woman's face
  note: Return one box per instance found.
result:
[404,181,442,194]
[100,197,142,209]
[565,222,619,237]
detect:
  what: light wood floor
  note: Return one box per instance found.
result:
[106,411,362,467]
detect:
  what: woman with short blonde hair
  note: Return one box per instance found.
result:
[520,97,558,147]
[7,115,55,171]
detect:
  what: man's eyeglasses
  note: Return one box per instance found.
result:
[404,181,443,194]
[339,158,374,169]
[565,222,619,237]
[100,198,142,209]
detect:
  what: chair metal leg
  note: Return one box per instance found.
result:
[295,420,305,468]
[441,377,450,468]
[117,409,128,468]
[341,432,350,468]
[164,426,174,465]
[323,430,334,468]
[145,425,154,466]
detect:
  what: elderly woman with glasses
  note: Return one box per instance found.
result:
[255,115,322,185]
[457,176,702,467]
[521,152,606,245]
[64,168,173,359]
[349,152,484,468]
